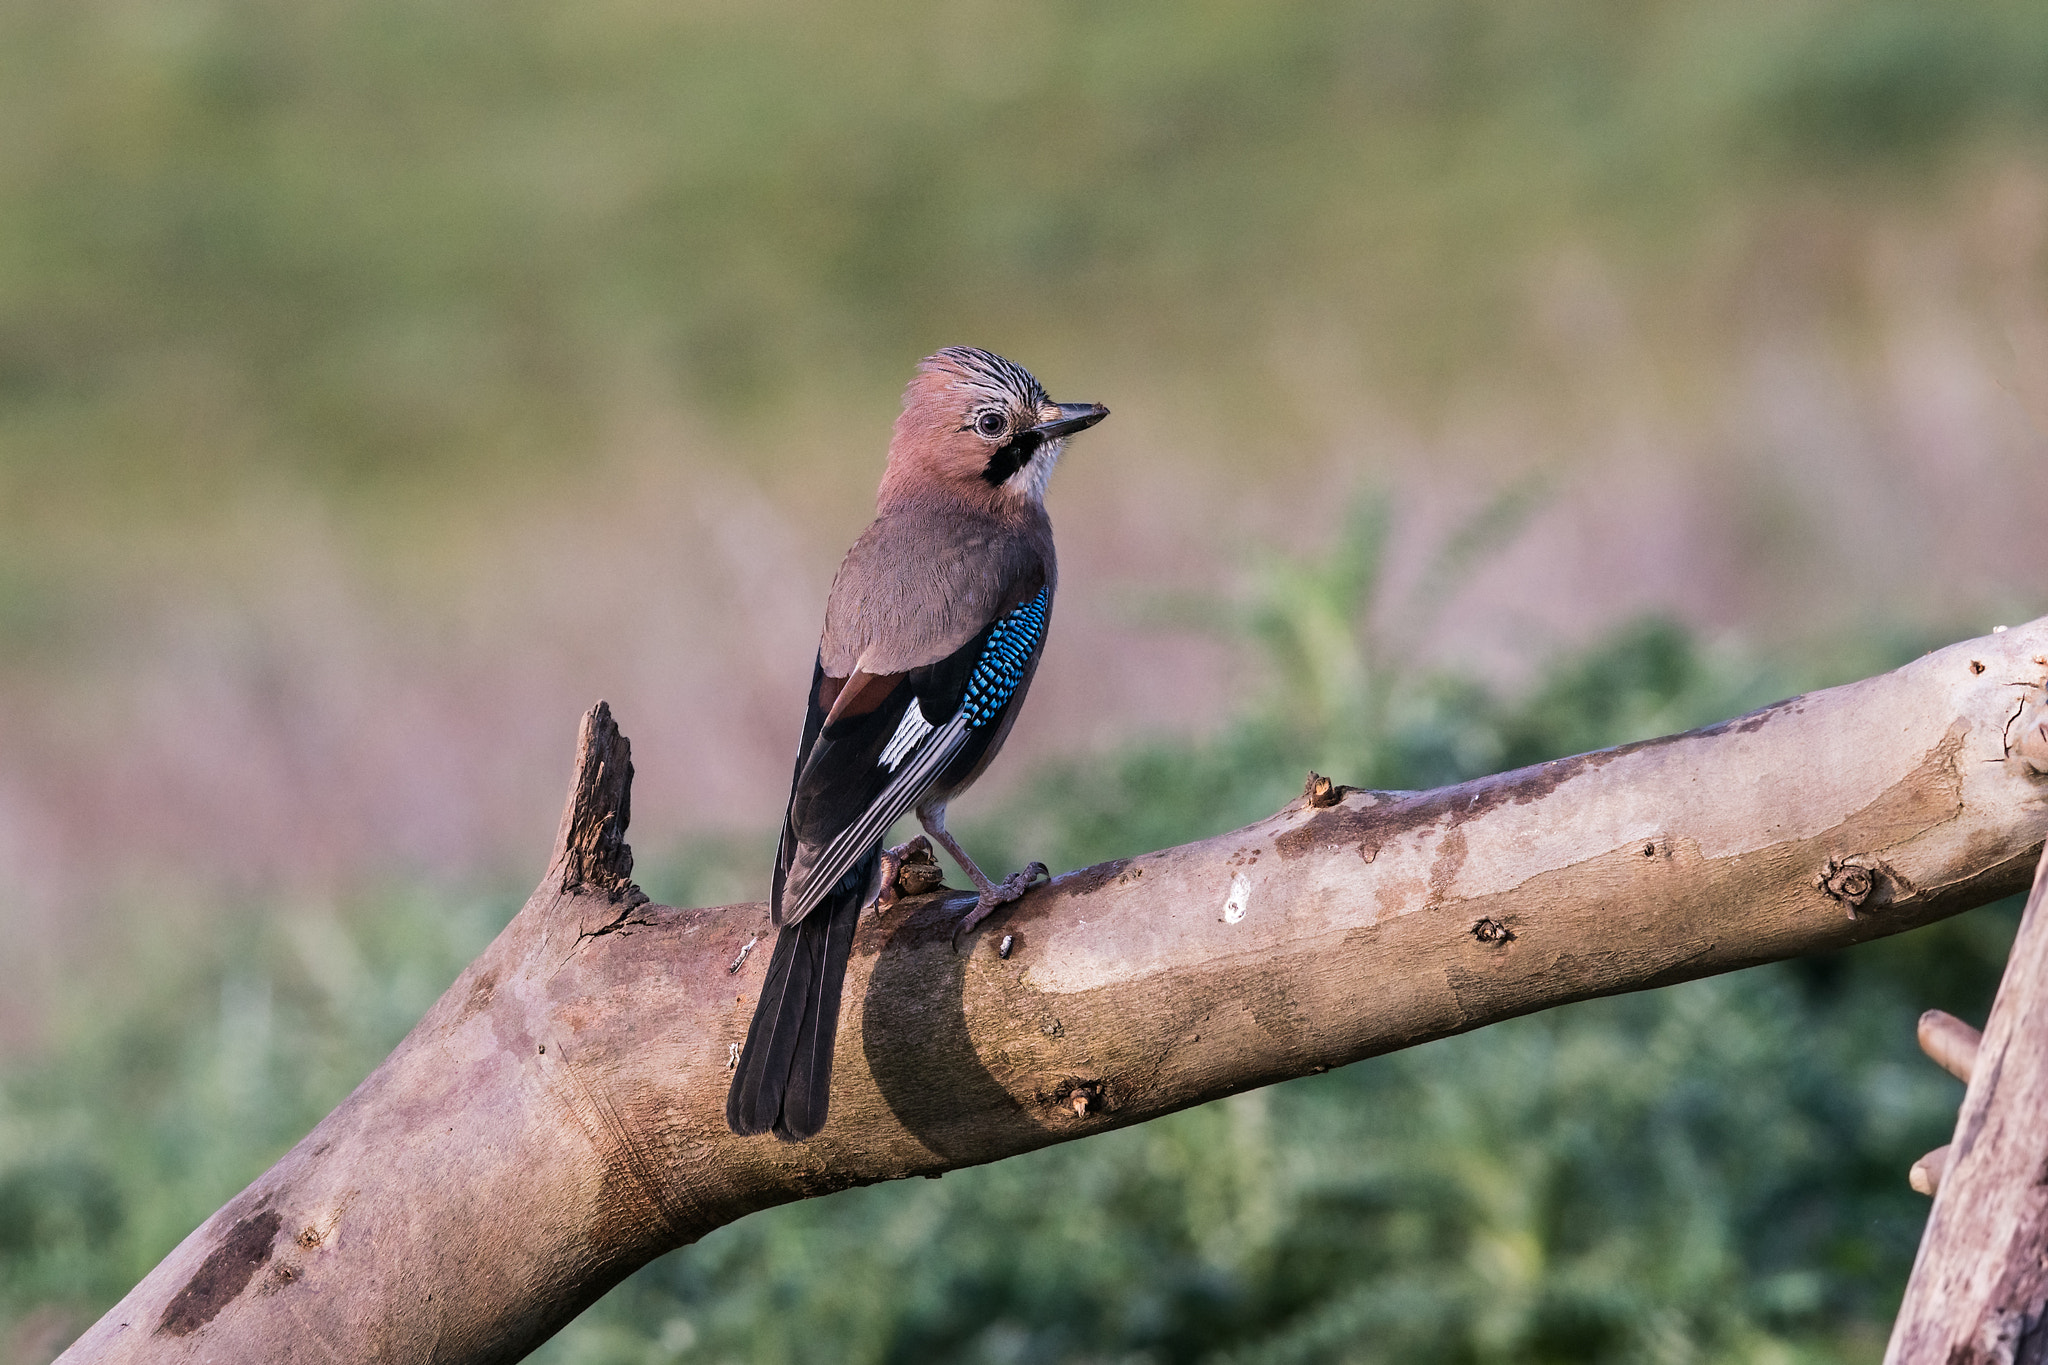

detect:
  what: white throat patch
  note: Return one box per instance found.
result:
[1007,438,1063,503]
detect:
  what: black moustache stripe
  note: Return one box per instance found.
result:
[980,429,1044,486]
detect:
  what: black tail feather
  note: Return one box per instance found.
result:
[726,917,816,1135]
[774,887,862,1140]
[727,852,874,1140]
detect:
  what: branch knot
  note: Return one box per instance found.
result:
[1816,856,1877,916]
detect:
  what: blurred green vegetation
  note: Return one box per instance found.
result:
[0,508,2021,1359]
[4,0,2048,529]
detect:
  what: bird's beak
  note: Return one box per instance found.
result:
[1032,402,1109,441]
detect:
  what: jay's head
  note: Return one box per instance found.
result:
[882,346,1108,509]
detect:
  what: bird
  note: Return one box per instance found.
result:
[726,345,1108,1142]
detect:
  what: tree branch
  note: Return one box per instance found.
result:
[62,623,2048,1363]
[1886,850,2048,1360]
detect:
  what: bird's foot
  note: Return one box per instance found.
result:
[956,862,1048,938]
[876,835,945,910]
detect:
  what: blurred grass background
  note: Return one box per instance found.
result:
[2,0,2047,1359]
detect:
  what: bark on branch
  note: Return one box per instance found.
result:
[62,621,2048,1364]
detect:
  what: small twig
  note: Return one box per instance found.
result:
[727,937,758,975]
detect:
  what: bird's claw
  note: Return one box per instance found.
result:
[956,861,1048,938]
[876,835,944,911]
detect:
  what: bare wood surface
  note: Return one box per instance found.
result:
[1886,843,2048,1363]
[60,622,2048,1364]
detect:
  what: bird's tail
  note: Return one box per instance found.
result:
[726,850,874,1141]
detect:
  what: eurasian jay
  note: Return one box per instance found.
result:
[726,346,1109,1142]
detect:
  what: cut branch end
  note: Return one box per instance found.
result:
[1917,1008,1982,1085]
[1909,1144,1952,1197]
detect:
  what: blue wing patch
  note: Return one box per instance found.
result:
[961,588,1049,727]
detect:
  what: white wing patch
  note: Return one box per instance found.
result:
[786,714,971,921]
[879,702,934,771]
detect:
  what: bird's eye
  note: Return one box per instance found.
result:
[975,411,1008,439]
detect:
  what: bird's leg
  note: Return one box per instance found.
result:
[918,802,1047,936]
[875,834,944,910]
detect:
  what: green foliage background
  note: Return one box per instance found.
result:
[3,0,2046,1359]
[4,0,2047,524]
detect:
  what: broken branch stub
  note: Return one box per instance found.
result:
[1909,1145,1953,1199]
[1917,1009,1982,1086]
[58,620,2048,1365]
[552,700,640,902]
[1903,1010,1979,1196]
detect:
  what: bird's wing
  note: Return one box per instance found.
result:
[819,509,1052,678]
[775,581,1051,924]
